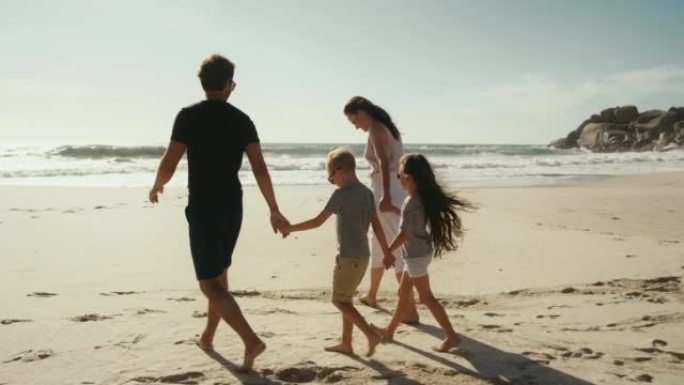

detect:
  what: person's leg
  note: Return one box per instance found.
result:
[333,301,381,357]
[198,269,228,350]
[374,273,415,341]
[394,270,419,324]
[199,277,265,370]
[411,274,460,352]
[324,311,355,354]
[360,267,383,308]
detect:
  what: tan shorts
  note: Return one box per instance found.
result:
[332,256,369,303]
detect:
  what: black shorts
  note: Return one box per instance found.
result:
[184,202,243,280]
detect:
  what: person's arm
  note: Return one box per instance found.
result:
[281,209,332,234]
[245,142,288,233]
[149,140,186,203]
[371,211,395,269]
[387,229,407,254]
[368,126,400,215]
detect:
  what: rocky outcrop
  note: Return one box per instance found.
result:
[550,106,684,152]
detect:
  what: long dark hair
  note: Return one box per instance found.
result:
[401,154,474,257]
[343,96,400,140]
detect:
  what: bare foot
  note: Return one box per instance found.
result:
[366,331,382,357]
[359,296,378,308]
[196,333,214,351]
[433,335,461,352]
[370,323,393,342]
[238,339,266,372]
[324,342,354,355]
[401,308,420,325]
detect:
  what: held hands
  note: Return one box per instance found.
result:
[270,210,291,238]
[148,184,164,203]
[379,195,401,216]
[382,250,396,270]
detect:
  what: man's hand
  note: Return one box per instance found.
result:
[379,195,401,215]
[382,252,395,270]
[149,184,164,203]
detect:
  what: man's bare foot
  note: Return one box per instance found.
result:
[324,343,354,355]
[433,335,461,352]
[196,334,214,351]
[359,296,378,308]
[365,331,382,357]
[238,340,266,373]
[370,323,393,342]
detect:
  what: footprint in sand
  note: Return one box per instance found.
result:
[1,319,31,325]
[3,349,54,363]
[483,312,504,317]
[167,297,196,302]
[561,347,603,360]
[191,311,207,318]
[27,292,57,297]
[521,351,557,363]
[276,366,358,383]
[71,314,113,322]
[250,308,297,315]
[230,290,261,297]
[135,308,166,315]
[94,205,106,210]
[479,324,513,333]
[115,334,145,348]
[99,291,141,296]
[131,371,205,384]
[633,373,654,383]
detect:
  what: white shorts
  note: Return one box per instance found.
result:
[403,256,432,278]
[369,175,406,273]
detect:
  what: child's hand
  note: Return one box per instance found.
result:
[278,222,291,239]
[382,253,395,270]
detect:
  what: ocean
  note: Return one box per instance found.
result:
[1,143,684,189]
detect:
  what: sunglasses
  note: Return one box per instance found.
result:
[328,167,341,184]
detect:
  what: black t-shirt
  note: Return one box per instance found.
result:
[171,100,259,205]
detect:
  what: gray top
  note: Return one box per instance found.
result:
[324,181,376,259]
[400,195,434,259]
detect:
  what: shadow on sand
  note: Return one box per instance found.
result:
[391,322,596,385]
[202,349,277,385]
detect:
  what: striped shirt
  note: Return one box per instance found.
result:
[324,181,376,259]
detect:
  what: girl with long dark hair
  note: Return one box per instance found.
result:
[372,154,474,352]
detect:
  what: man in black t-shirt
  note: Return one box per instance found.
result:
[149,54,288,371]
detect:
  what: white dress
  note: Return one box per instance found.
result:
[365,126,406,272]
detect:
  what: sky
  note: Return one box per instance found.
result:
[1,0,683,145]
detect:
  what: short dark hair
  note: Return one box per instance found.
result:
[198,54,235,91]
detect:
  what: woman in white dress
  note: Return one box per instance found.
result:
[343,96,419,323]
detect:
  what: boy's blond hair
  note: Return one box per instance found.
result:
[327,147,356,172]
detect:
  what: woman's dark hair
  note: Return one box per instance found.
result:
[401,154,475,257]
[343,96,400,140]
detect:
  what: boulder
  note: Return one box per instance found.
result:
[632,110,679,141]
[600,108,617,123]
[614,105,639,124]
[554,106,683,152]
[578,123,631,151]
[674,121,684,144]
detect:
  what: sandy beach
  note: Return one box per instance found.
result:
[1,172,682,385]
